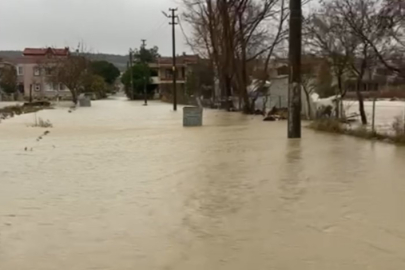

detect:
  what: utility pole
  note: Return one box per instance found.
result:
[288,0,302,138]
[141,39,148,106]
[129,49,134,100]
[169,8,178,111]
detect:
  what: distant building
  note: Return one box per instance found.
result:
[148,54,199,102]
[264,55,405,96]
[14,47,71,100]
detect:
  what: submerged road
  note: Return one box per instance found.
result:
[1,97,405,270]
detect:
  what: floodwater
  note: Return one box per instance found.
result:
[1,96,405,270]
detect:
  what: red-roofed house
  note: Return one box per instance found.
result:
[23,47,70,57]
[15,47,71,100]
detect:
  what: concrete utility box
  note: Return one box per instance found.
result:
[79,96,91,107]
[183,107,203,127]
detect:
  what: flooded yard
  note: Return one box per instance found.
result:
[344,100,405,133]
[1,97,405,270]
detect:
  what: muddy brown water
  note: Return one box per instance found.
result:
[1,97,405,270]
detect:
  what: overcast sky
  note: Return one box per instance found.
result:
[0,0,191,56]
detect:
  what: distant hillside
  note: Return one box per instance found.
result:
[0,50,23,59]
[0,50,128,71]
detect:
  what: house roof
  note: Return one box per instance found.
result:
[23,47,70,57]
[156,54,199,66]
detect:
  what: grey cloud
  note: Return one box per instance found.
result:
[0,0,190,56]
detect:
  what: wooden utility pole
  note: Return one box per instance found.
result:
[169,8,178,111]
[288,0,302,138]
[129,49,134,100]
[141,39,148,106]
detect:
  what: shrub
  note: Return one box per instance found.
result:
[308,119,344,133]
[391,116,405,143]
[31,114,53,128]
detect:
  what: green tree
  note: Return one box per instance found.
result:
[121,63,152,100]
[134,46,160,63]
[0,65,17,94]
[90,60,120,85]
[83,74,108,99]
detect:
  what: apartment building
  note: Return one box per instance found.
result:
[148,54,199,99]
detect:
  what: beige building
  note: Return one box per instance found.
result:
[15,47,71,100]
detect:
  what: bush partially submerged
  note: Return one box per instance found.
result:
[31,117,53,128]
[308,119,344,133]
[391,116,405,144]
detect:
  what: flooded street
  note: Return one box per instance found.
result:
[1,97,405,270]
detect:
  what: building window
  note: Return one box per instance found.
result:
[17,66,24,75]
[34,67,40,76]
[150,69,158,77]
[45,83,54,92]
[45,68,53,76]
[18,83,24,93]
[165,69,173,79]
[34,84,41,92]
[60,84,66,91]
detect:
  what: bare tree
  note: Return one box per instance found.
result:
[305,5,359,98]
[337,0,405,78]
[307,0,395,125]
[45,55,90,104]
[182,0,287,113]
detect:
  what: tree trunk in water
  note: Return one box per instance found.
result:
[337,76,343,97]
[224,76,232,110]
[242,88,250,114]
[356,46,368,125]
[71,90,78,105]
[356,82,367,125]
[335,76,343,118]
